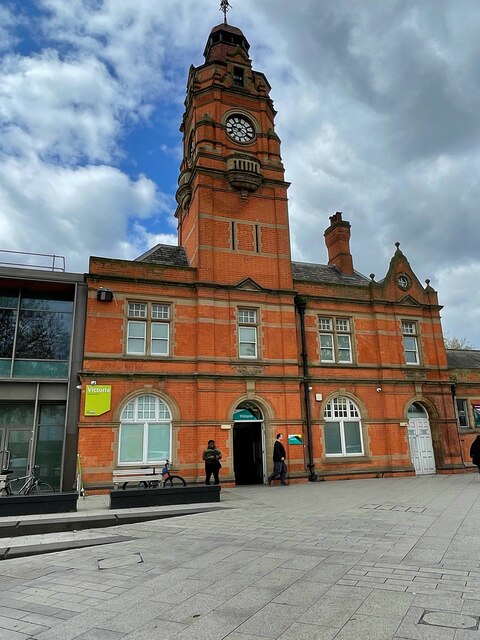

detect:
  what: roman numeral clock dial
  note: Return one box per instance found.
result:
[226,114,255,143]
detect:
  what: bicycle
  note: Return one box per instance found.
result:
[0,465,55,496]
[122,460,186,489]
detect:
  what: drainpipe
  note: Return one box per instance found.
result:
[295,295,317,481]
[451,383,466,468]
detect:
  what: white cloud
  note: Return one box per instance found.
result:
[0,158,158,270]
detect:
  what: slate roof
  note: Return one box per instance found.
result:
[135,244,190,268]
[292,261,370,286]
[446,349,480,369]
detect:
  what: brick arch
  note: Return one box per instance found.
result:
[320,391,369,421]
[112,387,180,423]
[403,397,439,421]
[227,395,275,422]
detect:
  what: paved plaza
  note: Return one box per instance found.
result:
[1,473,480,639]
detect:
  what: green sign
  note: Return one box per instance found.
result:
[84,385,112,416]
[234,408,258,421]
[473,403,480,428]
[288,434,303,445]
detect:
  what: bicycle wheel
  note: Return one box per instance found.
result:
[0,485,12,496]
[27,481,55,494]
[122,481,149,490]
[163,474,186,487]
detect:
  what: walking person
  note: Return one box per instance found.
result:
[470,434,480,474]
[268,433,288,485]
[203,439,222,485]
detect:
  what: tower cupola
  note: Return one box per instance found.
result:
[203,23,250,63]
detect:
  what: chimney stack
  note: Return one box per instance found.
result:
[324,212,354,275]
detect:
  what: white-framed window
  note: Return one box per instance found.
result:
[324,396,363,456]
[318,317,352,363]
[456,399,470,429]
[401,320,419,365]
[126,302,170,356]
[238,308,258,358]
[118,395,172,465]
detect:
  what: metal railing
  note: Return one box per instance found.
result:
[0,249,66,272]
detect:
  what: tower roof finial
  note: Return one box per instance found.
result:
[220,0,231,24]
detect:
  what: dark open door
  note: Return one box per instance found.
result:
[233,422,263,484]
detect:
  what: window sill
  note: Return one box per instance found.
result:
[323,456,371,464]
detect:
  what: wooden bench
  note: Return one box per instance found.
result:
[112,467,161,489]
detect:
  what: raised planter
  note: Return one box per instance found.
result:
[110,484,221,509]
[0,492,78,516]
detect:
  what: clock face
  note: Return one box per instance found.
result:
[226,115,255,143]
[397,275,409,289]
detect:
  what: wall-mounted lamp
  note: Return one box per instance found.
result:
[90,380,97,385]
[97,288,113,302]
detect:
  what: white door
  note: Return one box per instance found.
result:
[408,418,435,474]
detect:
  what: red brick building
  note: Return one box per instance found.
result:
[78,19,476,491]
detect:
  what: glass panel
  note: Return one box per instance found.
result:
[344,421,362,454]
[151,323,169,355]
[15,311,72,359]
[121,399,135,420]
[456,399,469,428]
[119,424,144,463]
[320,334,334,361]
[403,337,418,363]
[21,296,73,312]
[238,309,256,324]
[137,395,156,420]
[151,305,169,319]
[35,404,65,489]
[0,292,18,308]
[408,402,427,418]
[13,360,69,378]
[0,404,34,426]
[157,400,171,420]
[239,327,257,357]
[6,429,31,482]
[336,318,350,332]
[318,317,332,331]
[333,397,348,418]
[127,321,146,354]
[337,334,351,362]
[0,309,16,357]
[325,422,342,454]
[0,359,11,377]
[128,303,147,318]
[147,423,170,463]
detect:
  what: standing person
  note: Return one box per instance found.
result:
[268,433,288,486]
[470,435,480,474]
[203,439,222,485]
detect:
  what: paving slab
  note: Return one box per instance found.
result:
[1,475,480,639]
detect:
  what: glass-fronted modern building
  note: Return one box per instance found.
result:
[0,256,86,491]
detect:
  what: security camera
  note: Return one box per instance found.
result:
[76,385,82,390]
[308,386,313,391]
[376,387,382,392]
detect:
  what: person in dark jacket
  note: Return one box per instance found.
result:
[470,435,480,474]
[202,439,222,485]
[268,433,288,485]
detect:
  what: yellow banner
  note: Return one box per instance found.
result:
[84,385,112,416]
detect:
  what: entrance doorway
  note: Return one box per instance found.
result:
[407,402,435,474]
[233,403,264,485]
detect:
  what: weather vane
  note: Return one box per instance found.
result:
[220,0,231,24]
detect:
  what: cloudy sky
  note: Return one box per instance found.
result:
[1,0,480,346]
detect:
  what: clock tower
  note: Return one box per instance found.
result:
[175,18,294,291]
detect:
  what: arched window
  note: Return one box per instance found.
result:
[118,395,172,465]
[324,396,363,456]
